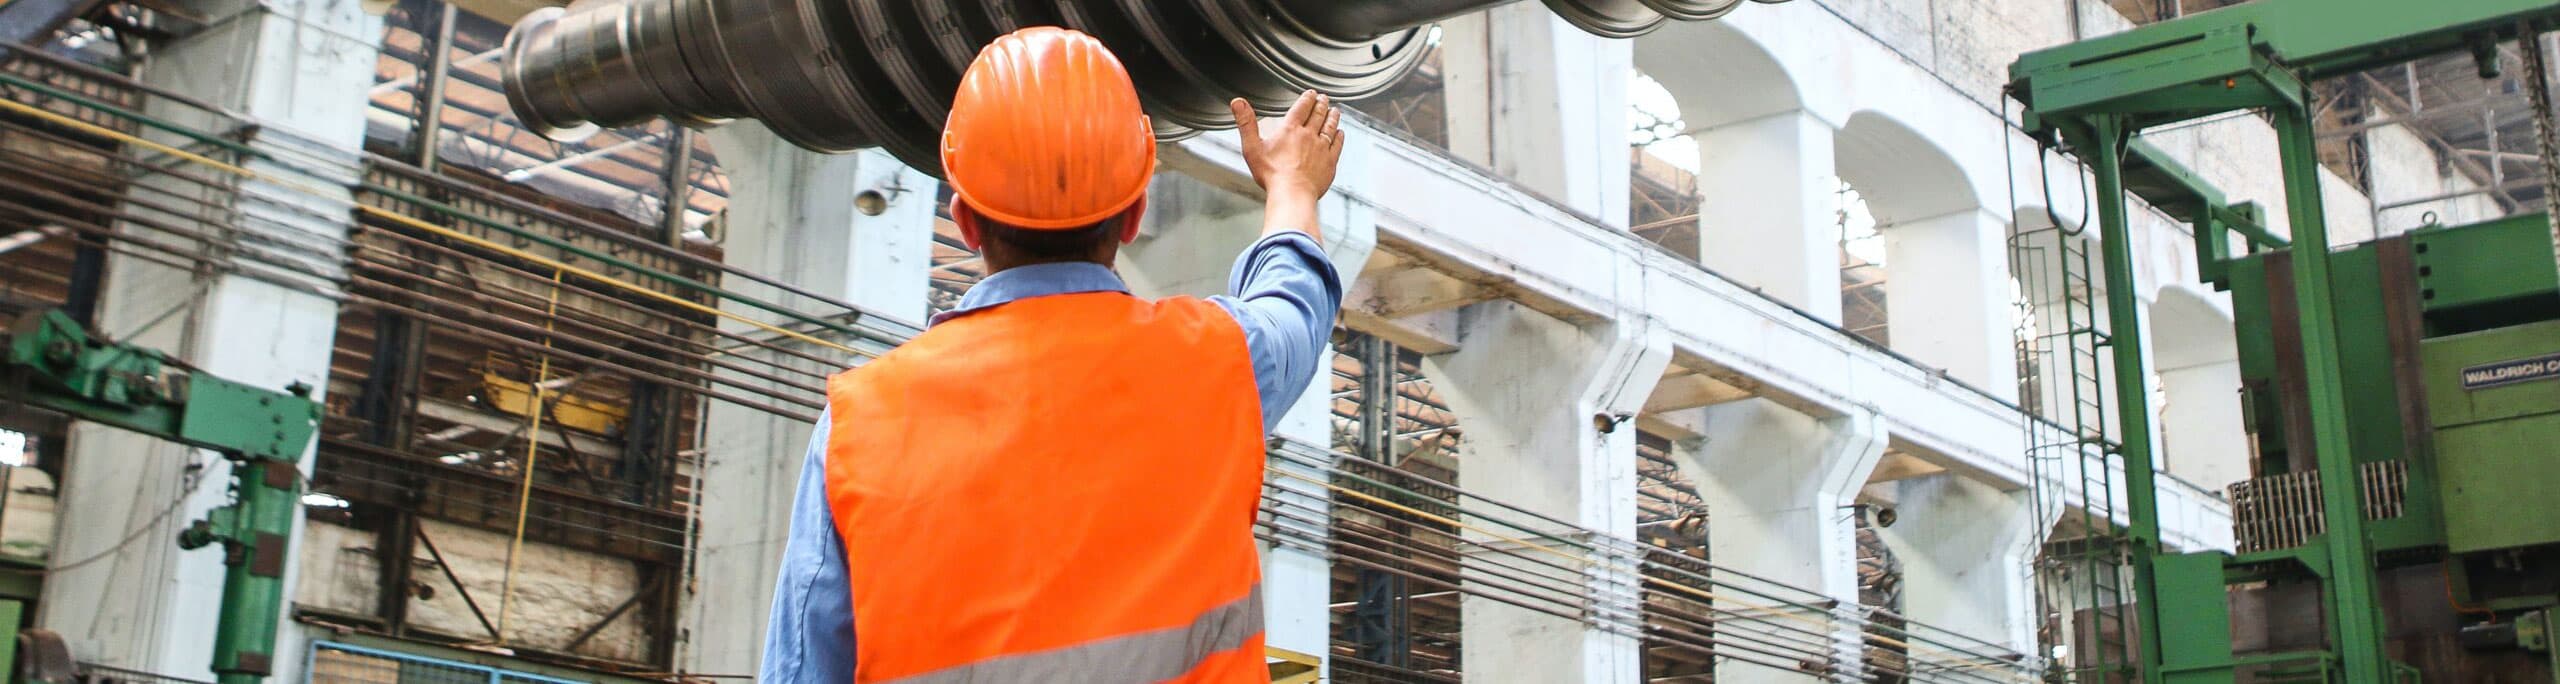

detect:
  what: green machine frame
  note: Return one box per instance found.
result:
[2010,1,2560,681]
[0,309,323,683]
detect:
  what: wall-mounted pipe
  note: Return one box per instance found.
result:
[500,0,1790,176]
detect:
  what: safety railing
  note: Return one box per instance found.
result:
[306,641,584,684]
[76,662,215,684]
[2228,460,2409,554]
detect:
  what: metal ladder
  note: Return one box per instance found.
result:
[2011,223,2135,682]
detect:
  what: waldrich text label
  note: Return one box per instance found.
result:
[2460,352,2560,390]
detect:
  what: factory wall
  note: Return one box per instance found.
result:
[2368,118,2511,234]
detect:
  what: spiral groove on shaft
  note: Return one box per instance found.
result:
[501,0,1787,176]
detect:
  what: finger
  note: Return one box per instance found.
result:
[1285,89,1319,128]
[1321,108,1341,143]
[1229,98,1262,142]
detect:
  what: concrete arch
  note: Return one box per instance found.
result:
[1836,110,1980,224]
[2150,283,2250,491]
[1632,19,1801,129]
[1706,7,2018,228]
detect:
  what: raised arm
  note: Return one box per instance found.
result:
[1228,90,1344,243]
[1216,90,1348,430]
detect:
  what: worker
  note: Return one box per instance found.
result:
[759,26,1347,683]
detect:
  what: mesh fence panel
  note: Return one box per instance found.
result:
[307,642,585,684]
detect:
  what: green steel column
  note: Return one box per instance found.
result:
[2269,105,2390,681]
[214,459,299,683]
[0,598,21,680]
[2082,115,2168,684]
[183,455,303,683]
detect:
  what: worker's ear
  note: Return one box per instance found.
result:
[1116,197,1147,245]
[953,199,984,251]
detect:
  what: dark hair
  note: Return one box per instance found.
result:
[977,215,1123,264]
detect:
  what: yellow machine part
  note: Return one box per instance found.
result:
[480,372,627,436]
[1267,646,1320,684]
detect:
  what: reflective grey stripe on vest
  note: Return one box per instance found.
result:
[882,586,1264,684]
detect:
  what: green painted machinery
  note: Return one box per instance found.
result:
[2201,213,2560,681]
[2009,0,2560,680]
[0,309,323,682]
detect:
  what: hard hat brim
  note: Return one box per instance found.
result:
[942,116,1158,230]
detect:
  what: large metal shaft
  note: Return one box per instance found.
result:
[501,0,1785,175]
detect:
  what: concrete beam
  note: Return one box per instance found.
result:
[1636,410,1707,443]
[1346,265,1503,319]
[1866,451,1948,484]
[1643,373,1757,414]
[1340,306,1461,356]
[1342,246,1463,354]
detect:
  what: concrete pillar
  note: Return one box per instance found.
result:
[1122,130,1380,672]
[702,130,935,328]
[1692,111,1843,321]
[37,0,376,678]
[2159,356,2248,490]
[1683,400,1885,682]
[1439,3,1632,226]
[2152,290,2249,491]
[1426,301,1670,684]
[682,131,934,674]
[1883,208,2018,397]
[1118,173,1281,296]
[1874,474,2039,667]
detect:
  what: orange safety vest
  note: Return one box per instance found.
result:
[823,291,1268,683]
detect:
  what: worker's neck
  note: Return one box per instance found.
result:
[978,246,1119,276]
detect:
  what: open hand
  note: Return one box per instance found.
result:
[1231,90,1343,204]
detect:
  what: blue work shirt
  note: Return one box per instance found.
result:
[758,232,1343,682]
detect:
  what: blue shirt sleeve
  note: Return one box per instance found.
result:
[1208,232,1345,432]
[761,411,856,682]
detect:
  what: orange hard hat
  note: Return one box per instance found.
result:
[941,27,1156,230]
